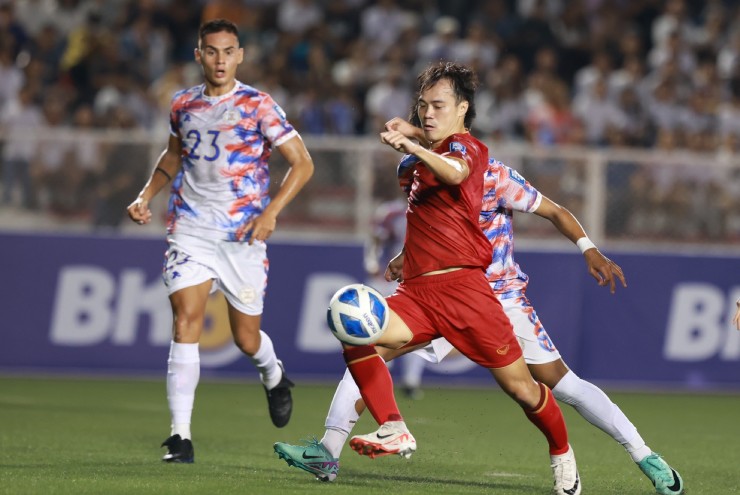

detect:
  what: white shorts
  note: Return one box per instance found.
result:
[162,233,268,315]
[413,290,561,365]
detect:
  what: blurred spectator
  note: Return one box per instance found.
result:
[1,86,44,209]
[364,63,412,133]
[360,0,409,61]
[92,108,147,229]
[0,3,30,56]
[451,20,498,72]
[277,0,324,35]
[14,0,60,38]
[417,15,459,65]
[572,76,628,146]
[525,79,579,146]
[0,42,23,111]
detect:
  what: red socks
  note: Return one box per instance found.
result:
[524,382,570,455]
[343,345,402,424]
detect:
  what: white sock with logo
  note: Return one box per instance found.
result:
[552,370,650,461]
[249,330,282,390]
[322,368,362,458]
[167,341,200,440]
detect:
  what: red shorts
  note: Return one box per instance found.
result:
[386,268,522,369]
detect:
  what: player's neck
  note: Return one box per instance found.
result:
[203,79,237,97]
[430,128,468,149]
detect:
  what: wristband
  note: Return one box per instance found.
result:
[576,237,597,254]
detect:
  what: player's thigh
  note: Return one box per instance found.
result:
[375,308,415,349]
[500,293,561,365]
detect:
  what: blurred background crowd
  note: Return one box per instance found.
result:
[1,0,739,243]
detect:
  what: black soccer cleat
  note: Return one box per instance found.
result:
[264,361,294,428]
[161,434,194,463]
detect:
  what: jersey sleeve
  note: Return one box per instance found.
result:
[257,93,298,147]
[396,153,416,195]
[442,139,475,171]
[168,89,188,138]
[495,160,542,213]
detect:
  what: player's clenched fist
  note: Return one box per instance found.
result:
[127,197,152,225]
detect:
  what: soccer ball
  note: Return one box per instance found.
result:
[326,284,389,346]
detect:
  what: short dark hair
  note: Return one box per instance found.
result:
[410,61,478,129]
[199,19,239,45]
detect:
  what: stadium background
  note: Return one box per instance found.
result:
[1,0,739,390]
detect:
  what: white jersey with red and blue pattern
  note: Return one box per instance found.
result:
[167,81,298,241]
[480,157,542,295]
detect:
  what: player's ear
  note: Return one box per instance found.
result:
[237,47,244,64]
[458,100,469,117]
[194,47,201,63]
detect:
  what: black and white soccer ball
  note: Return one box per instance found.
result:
[326,284,389,346]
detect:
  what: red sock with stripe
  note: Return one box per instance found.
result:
[343,345,402,424]
[524,382,570,455]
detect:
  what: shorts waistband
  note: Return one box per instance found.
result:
[402,267,482,286]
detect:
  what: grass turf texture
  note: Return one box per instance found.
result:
[0,376,737,495]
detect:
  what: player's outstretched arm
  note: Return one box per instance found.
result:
[246,134,314,244]
[733,298,740,331]
[533,195,627,293]
[380,130,468,185]
[127,134,182,225]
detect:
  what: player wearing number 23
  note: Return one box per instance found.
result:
[126,19,314,463]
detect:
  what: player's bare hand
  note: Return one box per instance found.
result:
[733,302,740,331]
[380,130,418,154]
[127,197,152,225]
[584,249,627,294]
[246,211,277,245]
[385,252,405,282]
[385,118,416,136]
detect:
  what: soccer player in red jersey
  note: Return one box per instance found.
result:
[339,62,581,495]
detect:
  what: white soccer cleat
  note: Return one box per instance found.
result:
[551,444,581,495]
[349,421,417,459]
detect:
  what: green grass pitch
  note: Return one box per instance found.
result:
[0,375,737,494]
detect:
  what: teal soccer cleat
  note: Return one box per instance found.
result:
[274,438,339,482]
[637,453,684,495]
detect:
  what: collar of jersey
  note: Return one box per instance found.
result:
[200,81,240,102]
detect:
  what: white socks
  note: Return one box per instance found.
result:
[552,370,652,462]
[167,341,200,440]
[400,353,427,389]
[321,368,362,458]
[249,330,283,390]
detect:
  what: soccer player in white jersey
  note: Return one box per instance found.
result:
[127,19,314,463]
[274,119,684,495]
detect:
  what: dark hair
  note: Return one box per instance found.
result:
[199,19,239,45]
[410,61,478,129]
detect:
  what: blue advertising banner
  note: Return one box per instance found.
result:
[1,232,739,389]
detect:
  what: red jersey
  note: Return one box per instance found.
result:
[403,132,491,279]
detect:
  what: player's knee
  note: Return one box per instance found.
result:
[501,379,540,408]
[172,313,204,342]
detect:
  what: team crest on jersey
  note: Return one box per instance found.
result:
[449,142,467,154]
[223,109,240,125]
[508,167,526,186]
[273,104,287,120]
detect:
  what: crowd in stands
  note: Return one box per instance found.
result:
[1,0,739,240]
